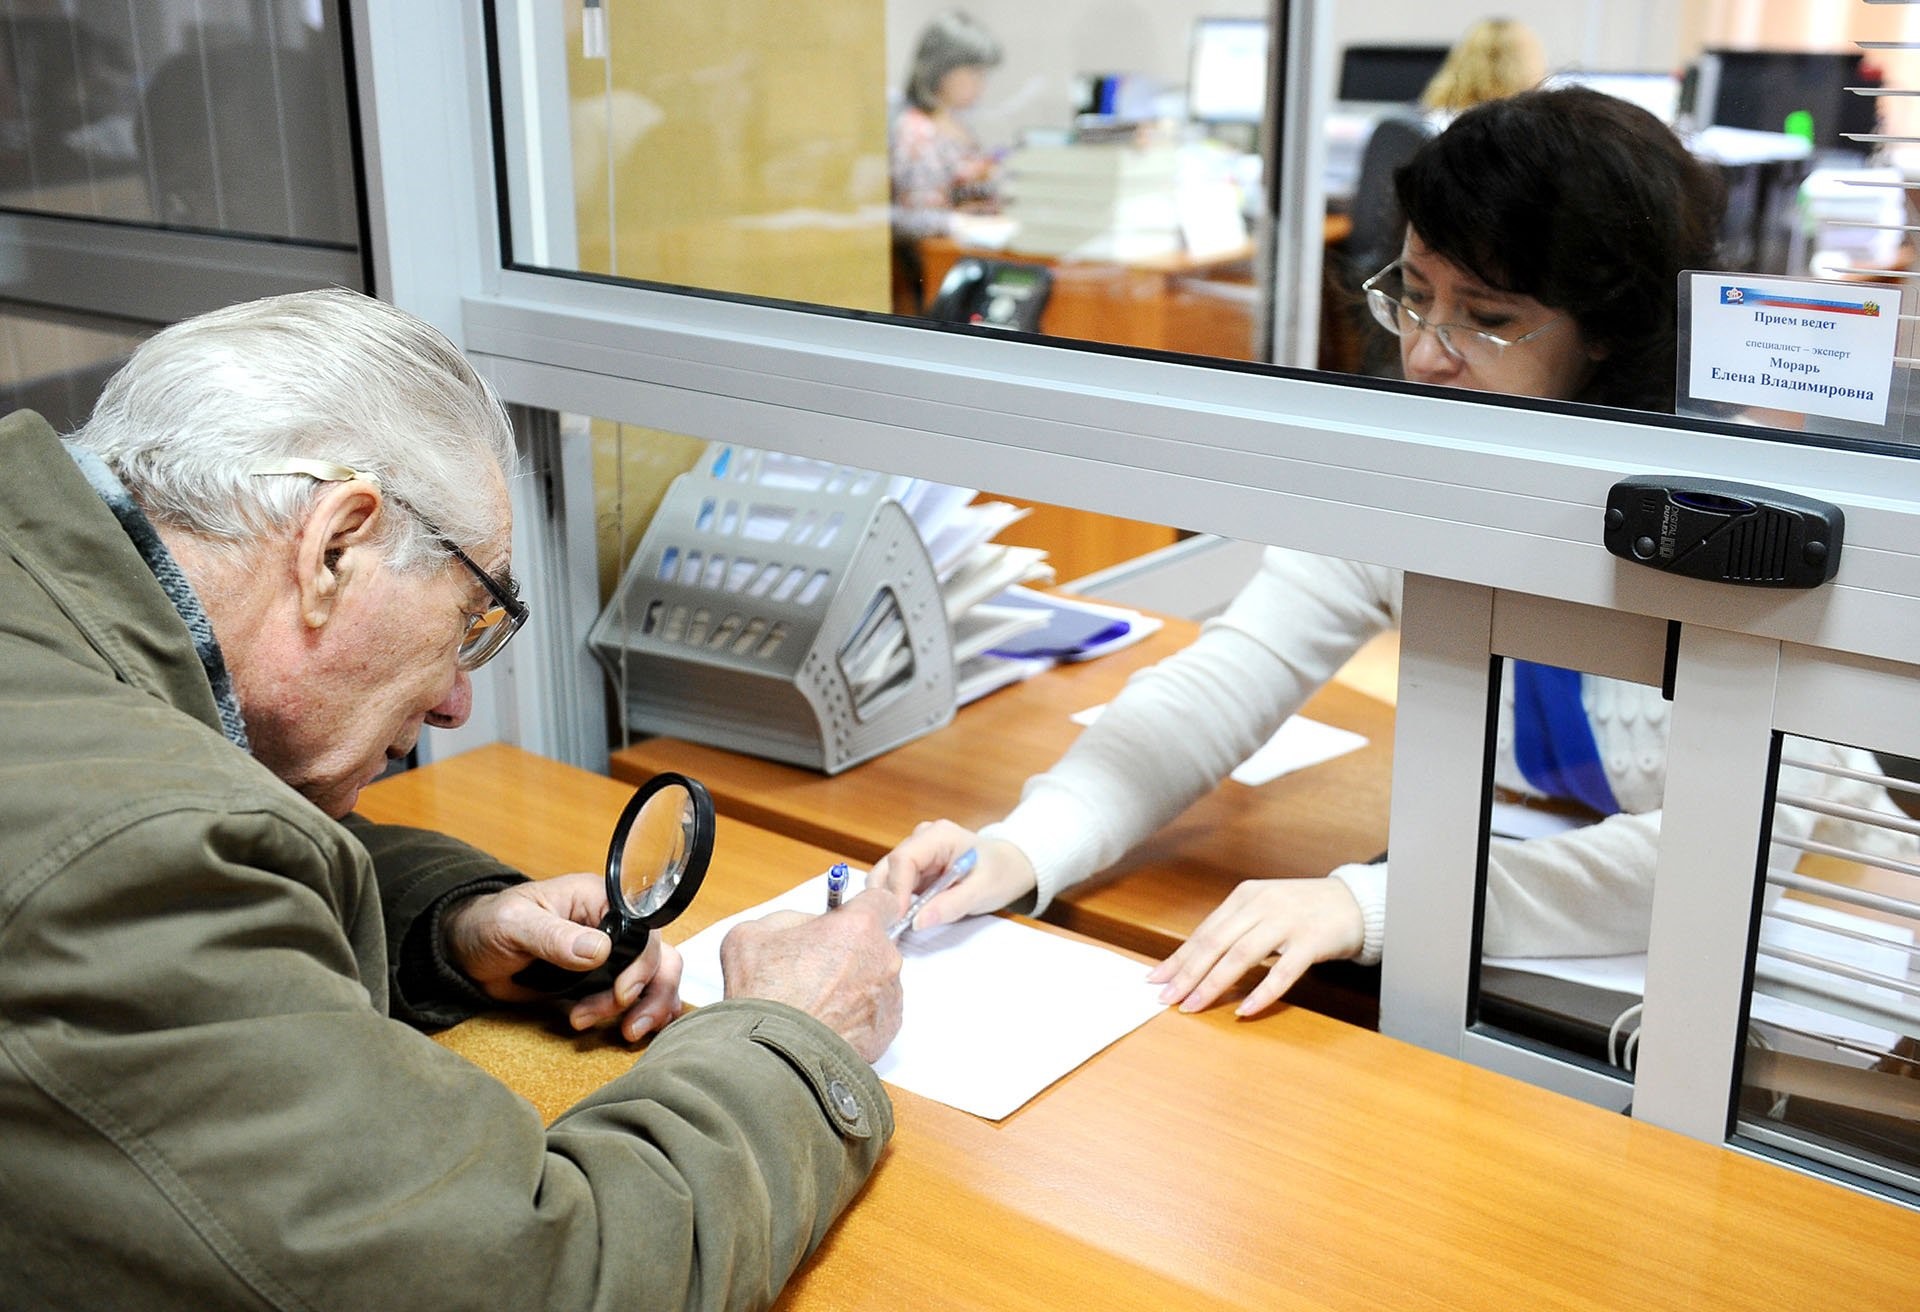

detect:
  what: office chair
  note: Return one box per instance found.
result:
[1342,111,1433,287]
[1338,111,1433,377]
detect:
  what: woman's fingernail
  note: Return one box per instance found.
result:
[572,931,601,961]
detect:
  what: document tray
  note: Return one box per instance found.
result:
[588,449,956,773]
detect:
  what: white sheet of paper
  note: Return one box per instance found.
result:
[1069,704,1366,786]
[674,872,1166,1120]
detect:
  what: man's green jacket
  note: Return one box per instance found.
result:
[0,410,891,1310]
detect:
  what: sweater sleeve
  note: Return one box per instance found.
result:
[988,548,1400,913]
[1479,810,1665,958]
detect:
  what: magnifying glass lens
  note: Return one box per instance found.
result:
[513,773,712,999]
[619,783,694,916]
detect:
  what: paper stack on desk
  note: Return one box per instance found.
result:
[674,871,1167,1120]
[1002,141,1184,261]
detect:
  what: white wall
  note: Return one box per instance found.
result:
[1330,2,1690,80]
[887,0,1264,150]
[887,1,1694,148]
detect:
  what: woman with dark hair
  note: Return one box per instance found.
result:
[890,9,1004,242]
[1369,87,1724,411]
[869,88,1917,1014]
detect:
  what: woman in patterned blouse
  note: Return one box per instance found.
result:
[891,10,1003,243]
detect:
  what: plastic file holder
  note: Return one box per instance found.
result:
[589,449,956,774]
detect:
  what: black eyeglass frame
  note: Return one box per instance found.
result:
[249,457,529,671]
[1359,258,1566,366]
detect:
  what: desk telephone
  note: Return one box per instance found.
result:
[927,257,1053,332]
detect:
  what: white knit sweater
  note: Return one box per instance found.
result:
[984,546,1908,964]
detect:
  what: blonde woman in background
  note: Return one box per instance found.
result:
[1421,17,1546,119]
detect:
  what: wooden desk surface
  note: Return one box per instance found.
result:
[358,745,1920,1311]
[610,614,1394,965]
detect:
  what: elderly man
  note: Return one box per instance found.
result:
[0,289,906,1310]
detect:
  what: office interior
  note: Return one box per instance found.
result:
[3,0,1919,1238]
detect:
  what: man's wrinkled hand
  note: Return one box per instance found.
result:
[719,887,906,1062]
[444,875,684,1042]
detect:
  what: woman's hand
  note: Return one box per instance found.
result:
[1150,877,1365,1018]
[443,875,685,1042]
[866,820,1036,933]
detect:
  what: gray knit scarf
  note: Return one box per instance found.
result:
[65,442,251,751]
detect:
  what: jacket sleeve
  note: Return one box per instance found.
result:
[341,812,531,1030]
[3,796,891,1312]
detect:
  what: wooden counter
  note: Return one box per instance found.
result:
[357,745,1920,1311]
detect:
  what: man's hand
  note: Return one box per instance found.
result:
[1148,877,1366,1018]
[719,888,906,1062]
[443,875,684,1041]
[866,821,1034,932]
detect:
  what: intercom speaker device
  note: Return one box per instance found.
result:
[1602,475,1843,588]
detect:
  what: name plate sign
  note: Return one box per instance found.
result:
[1685,273,1900,426]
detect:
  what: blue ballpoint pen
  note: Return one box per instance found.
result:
[887,847,977,941]
[825,862,849,912]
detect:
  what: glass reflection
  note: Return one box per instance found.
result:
[0,300,149,432]
[1472,660,1670,1068]
[1738,736,1920,1198]
[0,1,357,243]
[497,0,1920,430]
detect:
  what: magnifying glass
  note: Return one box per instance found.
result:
[512,772,715,1000]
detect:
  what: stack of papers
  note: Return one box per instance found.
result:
[674,871,1167,1119]
[951,587,1162,708]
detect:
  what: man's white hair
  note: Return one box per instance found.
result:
[72,287,518,572]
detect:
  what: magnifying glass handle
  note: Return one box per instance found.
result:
[511,957,599,997]
[510,919,648,1000]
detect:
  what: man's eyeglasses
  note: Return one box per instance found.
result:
[1361,260,1564,368]
[250,458,528,671]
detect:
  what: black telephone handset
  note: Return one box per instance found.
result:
[925,257,1052,332]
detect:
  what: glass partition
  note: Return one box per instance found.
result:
[0,300,149,432]
[1469,657,1667,1083]
[0,0,358,244]
[489,0,1920,451]
[1737,734,1920,1201]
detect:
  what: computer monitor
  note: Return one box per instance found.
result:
[1699,49,1879,152]
[1337,44,1450,104]
[1544,70,1682,126]
[1188,18,1268,124]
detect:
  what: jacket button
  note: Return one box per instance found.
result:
[827,1078,862,1125]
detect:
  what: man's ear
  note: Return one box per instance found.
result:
[294,482,384,629]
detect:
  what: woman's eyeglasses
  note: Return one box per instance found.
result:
[250,458,528,671]
[1361,260,1564,368]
